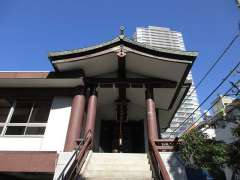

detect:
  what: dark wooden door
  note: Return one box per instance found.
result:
[99,120,145,153]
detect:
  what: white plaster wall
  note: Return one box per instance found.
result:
[0,137,43,151]
[41,97,72,152]
[0,97,72,152]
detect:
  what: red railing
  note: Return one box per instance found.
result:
[149,140,171,180]
[57,130,93,180]
[154,138,182,152]
[149,139,181,180]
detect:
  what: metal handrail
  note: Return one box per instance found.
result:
[57,140,84,180]
[149,140,171,180]
[57,130,93,180]
[68,135,92,179]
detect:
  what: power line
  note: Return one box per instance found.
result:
[169,61,240,137]
[182,32,240,103]
[168,60,240,138]
[181,85,235,136]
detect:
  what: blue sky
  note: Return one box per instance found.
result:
[0,0,240,110]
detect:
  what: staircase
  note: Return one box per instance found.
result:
[79,152,153,180]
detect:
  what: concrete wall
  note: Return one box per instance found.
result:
[160,152,188,180]
[214,122,238,143]
[0,96,72,152]
[203,122,238,144]
[41,97,72,152]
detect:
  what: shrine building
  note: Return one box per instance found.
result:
[0,30,197,180]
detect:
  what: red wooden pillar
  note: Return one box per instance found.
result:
[84,88,98,138]
[146,88,159,141]
[64,89,86,152]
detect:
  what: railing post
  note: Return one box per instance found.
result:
[64,88,86,152]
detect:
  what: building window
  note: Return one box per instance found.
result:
[0,98,52,136]
[0,99,11,134]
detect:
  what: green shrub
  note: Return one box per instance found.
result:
[180,129,227,179]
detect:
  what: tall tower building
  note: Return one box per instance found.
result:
[134,26,202,137]
[133,26,185,51]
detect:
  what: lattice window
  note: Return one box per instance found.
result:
[0,98,52,136]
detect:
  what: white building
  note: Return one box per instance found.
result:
[134,26,202,137]
[211,95,234,115]
[199,100,240,144]
[198,98,240,180]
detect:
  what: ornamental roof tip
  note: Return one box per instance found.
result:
[119,26,125,39]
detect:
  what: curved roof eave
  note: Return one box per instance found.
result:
[48,35,198,62]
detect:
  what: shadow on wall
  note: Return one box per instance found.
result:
[163,152,187,180]
[184,168,213,180]
[51,97,73,110]
[167,152,214,180]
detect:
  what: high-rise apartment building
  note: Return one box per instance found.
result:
[133,26,185,51]
[134,26,202,137]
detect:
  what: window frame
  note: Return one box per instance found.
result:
[0,98,52,137]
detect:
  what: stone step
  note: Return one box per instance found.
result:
[90,156,148,160]
[83,178,154,180]
[88,159,149,165]
[91,153,147,157]
[80,152,153,180]
[82,170,152,178]
[90,154,148,161]
[89,156,148,161]
[86,164,150,171]
[90,153,147,159]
